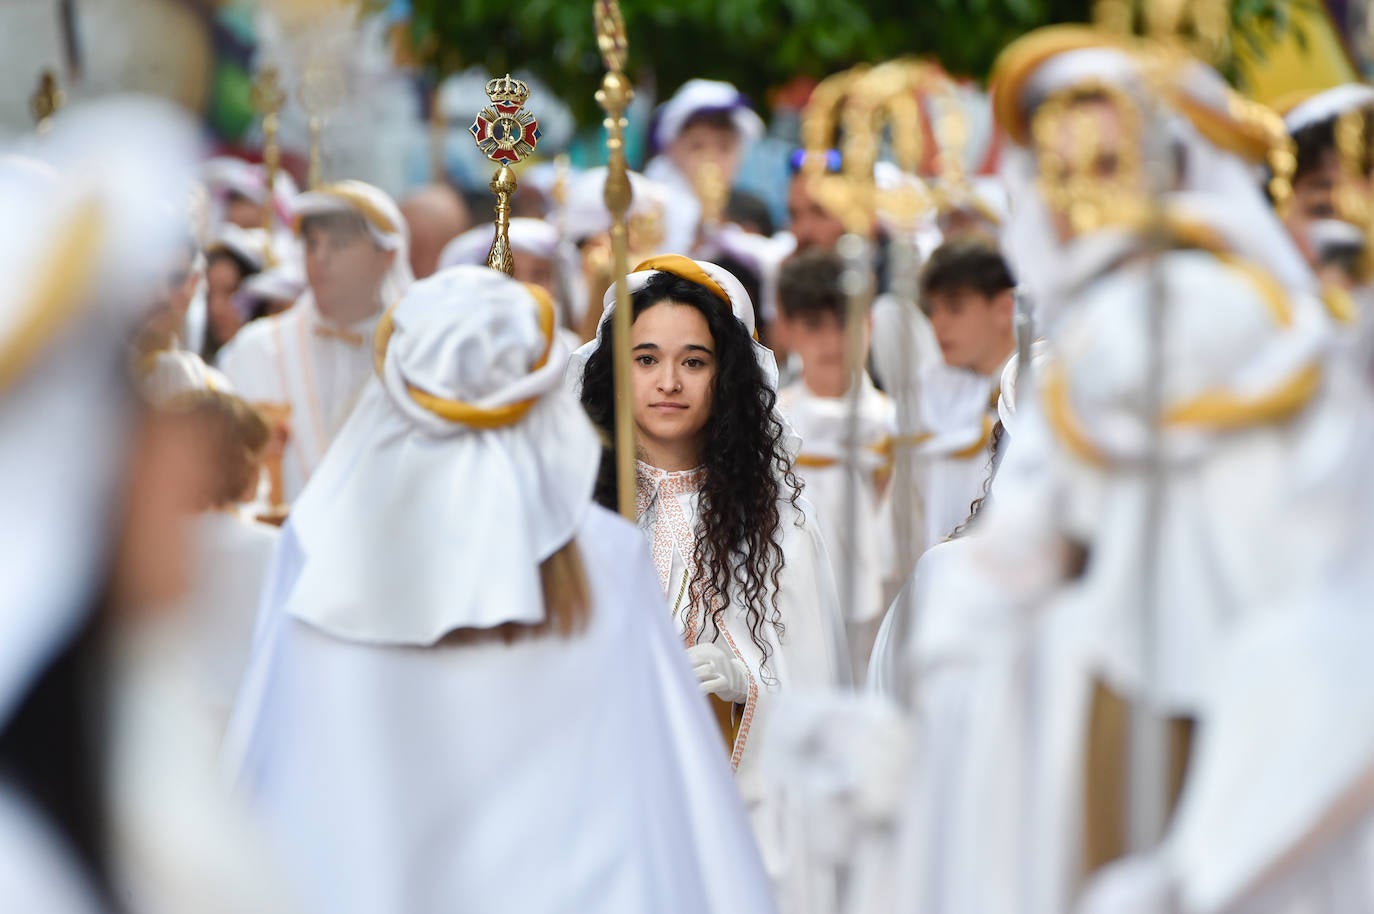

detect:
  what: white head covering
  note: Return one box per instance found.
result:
[0,98,198,730]
[291,179,414,307]
[205,224,270,273]
[201,156,299,243]
[996,42,1145,321]
[994,32,1318,327]
[1282,83,1374,133]
[285,266,600,645]
[560,166,669,242]
[567,255,799,456]
[138,349,233,406]
[652,79,765,153]
[234,263,306,313]
[437,218,558,270]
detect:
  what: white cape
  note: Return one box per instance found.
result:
[226,505,778,914]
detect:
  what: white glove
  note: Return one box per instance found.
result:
[686,642,751,704]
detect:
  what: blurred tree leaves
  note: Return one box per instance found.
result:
[367,0,1306,124]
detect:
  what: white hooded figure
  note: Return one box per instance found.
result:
[227,265,778,914]
[866,25,1340,914]
[217,179,414,503]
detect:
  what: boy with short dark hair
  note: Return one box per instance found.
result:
[919,236,1017,377]
[776,250,895,677]
[909,235,1017,549]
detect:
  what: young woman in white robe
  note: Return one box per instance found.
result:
[574,255,850,908]
[227,265,776,914]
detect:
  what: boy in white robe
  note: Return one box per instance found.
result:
[645,79,765,254]
[774,249,895,679]
[217,180,413,504]
[910,235,1015,549]
[228,265,777,914]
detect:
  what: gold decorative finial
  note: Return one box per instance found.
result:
[470,74,541,275]
[485,74,532,109]
[251,65,287,239]
[30,69,65,133]
[299,58,346,190]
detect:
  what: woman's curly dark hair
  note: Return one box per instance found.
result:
[580,271,801,678]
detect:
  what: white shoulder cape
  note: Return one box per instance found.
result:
[226,506,778,914]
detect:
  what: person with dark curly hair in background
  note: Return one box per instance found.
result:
[575,254,850,909]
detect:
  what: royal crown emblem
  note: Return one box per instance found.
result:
[470,74,541,166]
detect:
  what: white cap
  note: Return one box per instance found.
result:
[560,167,668,242]
[438,218,558,270]
[139,349,233,406]
[286,266,600,645]
[236,264,306,310]
[291,179,414,307]
[1282,83,1374,133]
[291,179,407,251]
[203,156,271,204]
[652,79,765,152]
[205,224,271,272]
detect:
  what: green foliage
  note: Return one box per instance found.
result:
[368,0,1304,126]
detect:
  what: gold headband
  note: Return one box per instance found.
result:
[990,25,1129,146]
[633,254,732,305]
[372,281,556,430]
[295,182,400,237]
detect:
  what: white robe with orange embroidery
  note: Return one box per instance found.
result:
[216,295,379,502]
[909,362,1003,550]
[778,377,895,680]
[634,461,850,912]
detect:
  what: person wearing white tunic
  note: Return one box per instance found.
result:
[857,23,1330,912]
[1076,376,1374,914]
[573,255,850,911]
[774,249,895,680]
[227,265,777,914]
[908,235,1015,550]
[644,80,765,254]
[217,180,413,504]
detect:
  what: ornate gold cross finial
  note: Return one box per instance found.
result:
[251,65,287,238]
[299,60,345,190]
[30,69,65,133]
[469,74,541,275]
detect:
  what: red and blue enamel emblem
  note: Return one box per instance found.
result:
[470,102,541,165]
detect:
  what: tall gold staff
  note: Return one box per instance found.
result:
[800,61,942,691]
[470,74,542,275]
[594,0,637,520]
[251,65,287,241]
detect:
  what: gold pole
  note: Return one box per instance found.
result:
[251,65,287,239]
[594,0,637,520]
[30,69,65,134]
[306,115,324,189]
[470,74,542,275]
